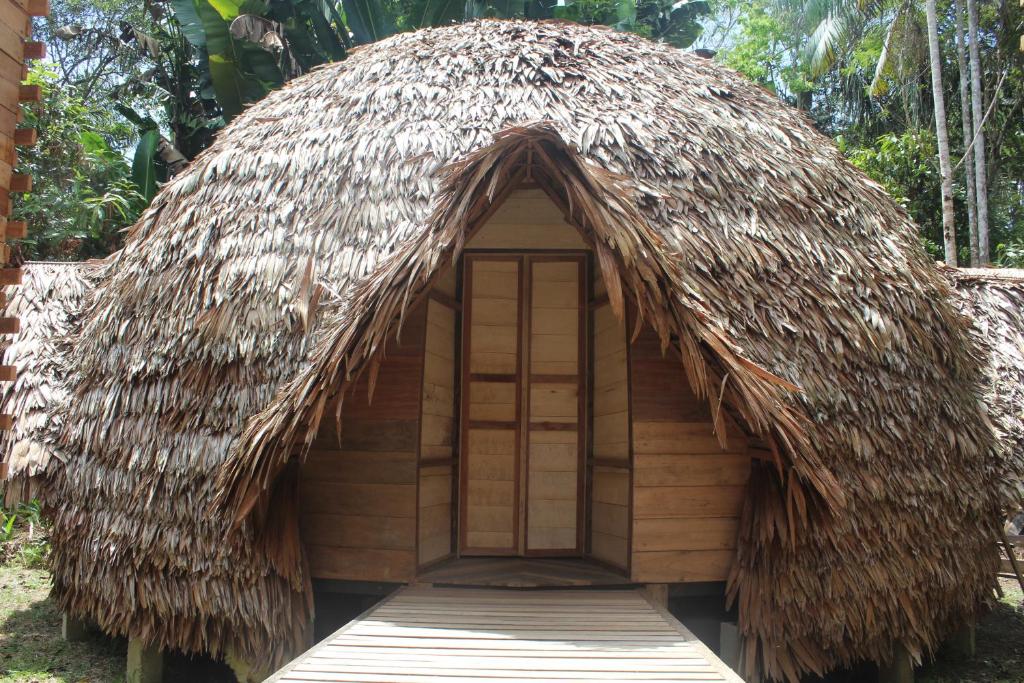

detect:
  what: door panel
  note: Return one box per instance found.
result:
[525,258,583,554]
[460,253,585,557]
[460,257,522,554]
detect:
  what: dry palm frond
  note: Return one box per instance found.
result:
[0,261,100,505]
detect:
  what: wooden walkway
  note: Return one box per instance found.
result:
[268,587,744,682]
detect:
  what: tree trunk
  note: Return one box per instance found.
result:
[925,0,957,265]
[953,0,979,266]
[966,0,990,263]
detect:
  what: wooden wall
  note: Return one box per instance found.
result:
[629,325,751,583]
[589,284,630,569]
[418,270,458,566]
[468,188,587,251]
[0,0,46,436]
[299,304,426,583]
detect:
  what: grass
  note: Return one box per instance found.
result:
[0,565,124,683]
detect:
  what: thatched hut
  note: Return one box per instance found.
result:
[32,20,1018,682]
[0,261,98,505]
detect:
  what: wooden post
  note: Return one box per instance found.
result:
[61,613,89,642]
[1001,530,1024,592]
[878,642,914,683]
[642,584,669,607]
[719,621,740,672]
[127,638,163,683]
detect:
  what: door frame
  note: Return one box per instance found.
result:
[457,250,589,558]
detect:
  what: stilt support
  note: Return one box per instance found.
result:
[944,620,976,659]
[878,642,914,683]
[642,583,669,607]
[127,638,163,683]
[61,613,89,642]
[719,621,740,672]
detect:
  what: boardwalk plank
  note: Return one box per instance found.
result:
[267,586,743,683]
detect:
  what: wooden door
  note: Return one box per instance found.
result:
[525,257,585,555]
[459,253,586,556]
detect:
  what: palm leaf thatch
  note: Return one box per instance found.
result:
[946,267,1024,489]
[39,19,1015,680]
[0,261,99,505]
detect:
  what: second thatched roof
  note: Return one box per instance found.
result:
[947,266,1024,490]
[0,261,98,505]
[29,19,1019,682]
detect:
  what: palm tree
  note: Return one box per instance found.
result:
[924,0,956,264]
[965,0,990,263]
[952,0,979,265]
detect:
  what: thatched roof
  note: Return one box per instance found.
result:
[946,267,1024,487]
[42,19,1016,680]
[0,261,98,505]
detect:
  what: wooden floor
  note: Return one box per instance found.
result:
[416,557,633,588]
[268,587,744,682]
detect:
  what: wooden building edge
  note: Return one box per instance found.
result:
[0,0,47,436]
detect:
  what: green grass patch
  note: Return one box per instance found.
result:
[0,566,125,683]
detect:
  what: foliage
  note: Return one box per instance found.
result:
[0,501,49,570]
[21,0,1024,265]
[13,63,146,261]
[702,0,1024,265]
[552,0,709,47]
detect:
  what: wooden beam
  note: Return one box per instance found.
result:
[1001,530,1024,592]
[0,414,12,430]
[0,317,18,334]
[13,128,35,146]
[17,84,39,102]
[6,219,25,239]
[0,366,16,381]
[0,267,22,285]
[26,0,49,16]
[22,41,44,59]
[10,173,30,192]
[427,289,461,312]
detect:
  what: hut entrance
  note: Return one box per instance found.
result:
[459,252,586,556]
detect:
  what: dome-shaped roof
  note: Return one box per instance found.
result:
[46,20,1012,681]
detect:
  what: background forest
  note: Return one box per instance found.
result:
[11,0,1024,266]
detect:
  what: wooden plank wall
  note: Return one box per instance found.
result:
[589,290,630,570]
[468,188,587,251]
[299,304,427,583]
[418,270,458,567]
[629,325,751,583]
[0,0,46,435]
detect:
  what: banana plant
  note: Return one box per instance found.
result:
[168,0,351,119]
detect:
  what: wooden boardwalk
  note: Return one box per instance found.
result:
[268,587,744,682]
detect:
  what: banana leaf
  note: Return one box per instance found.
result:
[418,0,464,27]
[132,129,163,202]
[341,0,396,43]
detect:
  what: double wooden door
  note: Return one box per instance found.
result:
[459,253,586,556]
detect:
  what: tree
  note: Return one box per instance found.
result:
[951,0,978,265]
[13,63,146,260]
[965,0,989,262]
[924,0,955,264]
